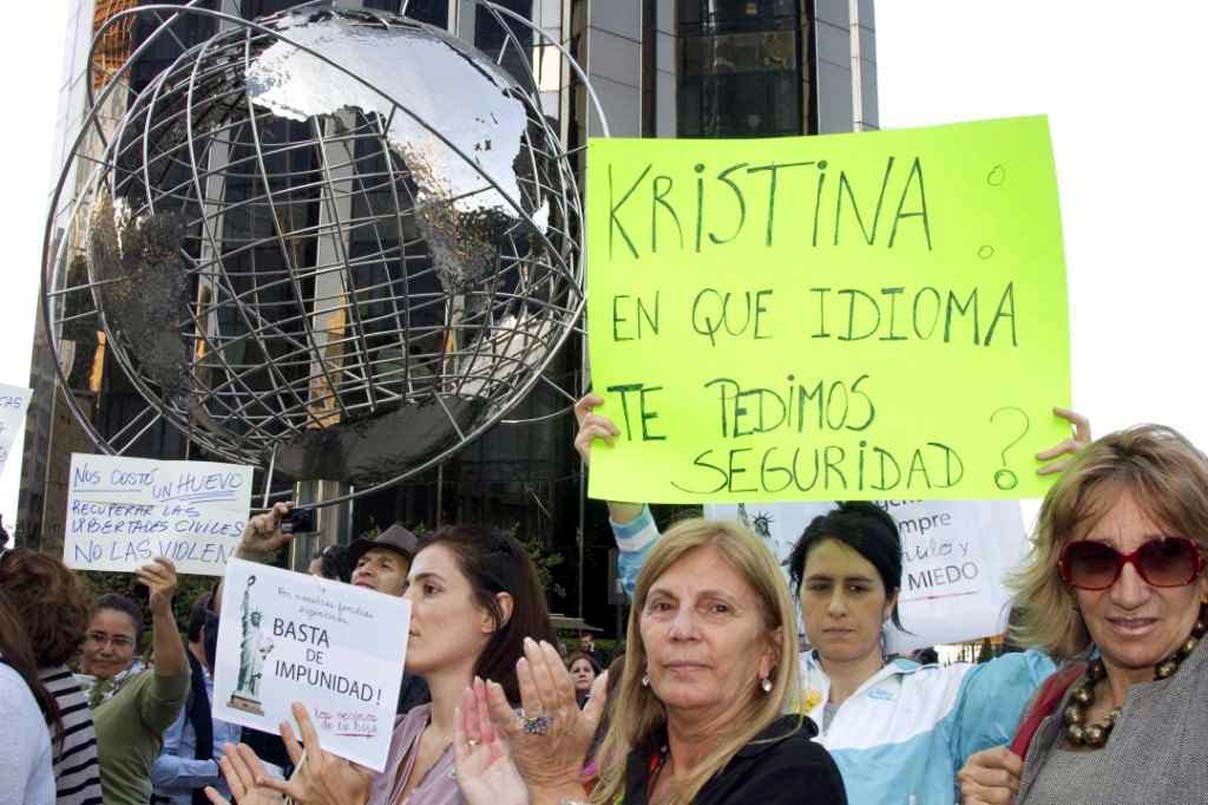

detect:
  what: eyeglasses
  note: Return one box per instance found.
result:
[1059,537,1206,591]
[85,631,134,650]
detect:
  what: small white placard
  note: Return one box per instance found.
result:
[213,559,410,772]
[704,500,1028,651]
[0,383,32,474]
[64,453,253,576]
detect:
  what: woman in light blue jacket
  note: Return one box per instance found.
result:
[574,393,1087,804]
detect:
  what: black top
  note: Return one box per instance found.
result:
[621,714,847,804]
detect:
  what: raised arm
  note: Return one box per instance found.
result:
[574,393,643,524]
[140,558,187,679]
[575,393,663,598]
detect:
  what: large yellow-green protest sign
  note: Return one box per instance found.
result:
[586,116,1070,503]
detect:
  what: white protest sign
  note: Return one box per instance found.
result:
[213,559,409,772]
[704,500,1028,652]
[64,453,253,576]
[0,384,31,474]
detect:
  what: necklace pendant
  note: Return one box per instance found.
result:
[1065,723,1086,744]
[1083,723,1108,747]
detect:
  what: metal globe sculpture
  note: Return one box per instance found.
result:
[43,3,589,492]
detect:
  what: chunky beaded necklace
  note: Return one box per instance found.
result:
[1062,606,1207,749]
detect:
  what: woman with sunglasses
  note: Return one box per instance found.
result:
[959,424,1208,804]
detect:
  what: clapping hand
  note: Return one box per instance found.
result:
[485,638,608,798]
[453,677,529,805]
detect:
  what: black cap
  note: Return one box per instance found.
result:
[347,523,419,566]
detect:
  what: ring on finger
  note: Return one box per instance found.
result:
[517,709,552,736]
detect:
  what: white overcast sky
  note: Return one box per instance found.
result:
[0,2,1205,533]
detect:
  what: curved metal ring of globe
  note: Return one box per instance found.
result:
[43,2,590,496]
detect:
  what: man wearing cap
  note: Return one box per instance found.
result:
[346,523,417,596]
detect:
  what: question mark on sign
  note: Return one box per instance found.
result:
[990,406,1030,490]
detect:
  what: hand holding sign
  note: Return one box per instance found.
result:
[573,393,619,466]
[135,557,178,616]
[1035,407,1092,475]
[255,702,373,805]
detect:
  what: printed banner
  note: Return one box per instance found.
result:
[63,453,253,576]
[705,500,1028,651]
[0,383,31,475]
[213,559,409,772]
[587,116,1070,502]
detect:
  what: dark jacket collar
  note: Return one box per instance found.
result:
[624,714,817,798]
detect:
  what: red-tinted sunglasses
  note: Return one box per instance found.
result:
[1059,536,1206,591]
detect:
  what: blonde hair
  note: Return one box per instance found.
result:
[591,518,801,804]
[1010,424,1208,659]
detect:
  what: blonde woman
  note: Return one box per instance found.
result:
[960,425,1208,803]
[454,518,847,804]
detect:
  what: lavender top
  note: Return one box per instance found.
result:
[368,705,462,805]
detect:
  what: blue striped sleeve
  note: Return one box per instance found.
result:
[612,505,662,600]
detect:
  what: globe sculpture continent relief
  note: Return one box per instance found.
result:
[45,5,584,490]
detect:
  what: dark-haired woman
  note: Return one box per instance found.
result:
[574,393,1090,803]
[0,589,59,804]
[206,524,556,805]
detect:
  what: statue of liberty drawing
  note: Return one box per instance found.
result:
[227,574,274,715]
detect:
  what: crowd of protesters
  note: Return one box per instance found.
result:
[2,399,1208,804]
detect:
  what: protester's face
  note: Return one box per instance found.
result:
[402,544,495,676]
[579,634,594,651]
[351,548,410,596]
[81,609,137,680]
[639,546,777,717]
[569,658,596,692]
[1071,488,1208,679]
[799,539,895,665]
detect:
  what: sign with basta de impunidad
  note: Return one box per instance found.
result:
[587,116,1071,503]
[213,559,410,772]
[63,453,253,576]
